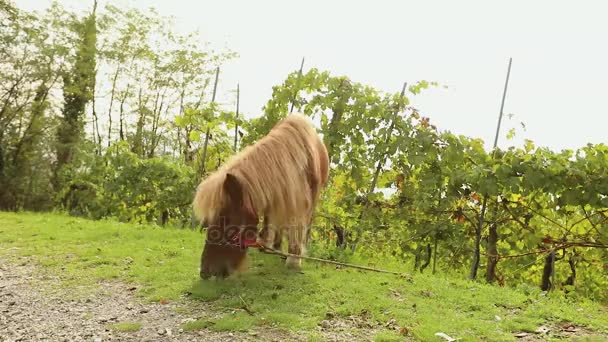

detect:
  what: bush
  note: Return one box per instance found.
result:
[59,142,197,226]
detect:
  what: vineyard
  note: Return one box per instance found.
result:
[1,0,607,311]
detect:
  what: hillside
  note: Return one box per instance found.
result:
[1,212,606,341]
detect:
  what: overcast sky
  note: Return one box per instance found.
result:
[18,0,608,152]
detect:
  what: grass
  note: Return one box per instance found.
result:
[182,319,214,331]
[1,211,607,341]
[374,331,407,342]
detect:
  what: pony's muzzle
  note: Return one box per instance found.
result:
[200,262,233,279]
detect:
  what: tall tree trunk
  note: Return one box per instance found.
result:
[148,87,168,158]
[149,98,169,158]
[178,88,188,162]
[92,95,101,154]
[184,125,192,163]
[119,84,130,141]
[132,86,146,156]
[107,67,120,147]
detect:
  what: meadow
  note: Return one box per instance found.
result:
[1,212,606,341]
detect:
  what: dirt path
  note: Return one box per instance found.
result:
[0,254,305,342]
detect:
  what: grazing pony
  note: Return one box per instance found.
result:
[193,113,329,279]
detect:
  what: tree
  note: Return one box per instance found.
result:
[54,0,97,189]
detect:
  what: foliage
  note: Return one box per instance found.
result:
[58,142,196,225]
[247,67,607,301]
[0,1,233,214]
[0,2,77,210]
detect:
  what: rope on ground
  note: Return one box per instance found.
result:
[254,244,407,276]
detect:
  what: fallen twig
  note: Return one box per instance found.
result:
[238,295,254,316]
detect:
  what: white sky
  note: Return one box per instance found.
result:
[17,0,608,152]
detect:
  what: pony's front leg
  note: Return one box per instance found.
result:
[258,216,282,250]
[285,223,307,270]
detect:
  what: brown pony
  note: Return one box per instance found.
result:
[193,113,329,279]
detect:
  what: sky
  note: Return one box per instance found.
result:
[17,0,608,152]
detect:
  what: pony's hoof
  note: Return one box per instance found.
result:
[285,256,302,270]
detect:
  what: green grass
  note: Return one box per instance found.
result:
[108,322,142,332]
[1,211,607,341]
[182,319,214,331]
[374,331,406,342]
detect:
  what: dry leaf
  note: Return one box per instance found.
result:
[399,326,410,336]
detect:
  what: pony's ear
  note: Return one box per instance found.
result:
[223,173,243,206]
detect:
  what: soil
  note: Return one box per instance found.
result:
[0,255,298,342]
[0,254,385,342]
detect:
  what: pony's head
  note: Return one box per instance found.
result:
[198,173,259,279]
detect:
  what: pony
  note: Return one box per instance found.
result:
[192,113,329,279]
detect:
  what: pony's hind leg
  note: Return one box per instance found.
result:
[272,230,283,250]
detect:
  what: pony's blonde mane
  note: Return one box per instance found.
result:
[193,113,324,226]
